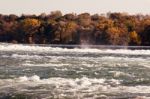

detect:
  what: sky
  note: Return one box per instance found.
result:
[0,0,150,15]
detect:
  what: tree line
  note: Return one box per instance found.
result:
[0,11,150,46]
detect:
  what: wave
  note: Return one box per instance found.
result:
[22,63,70,67]
[0,43,150,55]
[0,75,121,92]
[0,75,150,98]
[3,54,149,61]
[1,52,150,69]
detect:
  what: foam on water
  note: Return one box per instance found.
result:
[0,75,150,98]
[0,43,150,55]
[2,54,149,61]
[18,55,149,68]
[109,71,133,78]
[0,43,150,98]
[22,63,70,67]
[11,54,43,59]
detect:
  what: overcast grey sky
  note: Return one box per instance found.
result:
[0,0,150,15]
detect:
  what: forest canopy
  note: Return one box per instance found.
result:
[0,11,150,46]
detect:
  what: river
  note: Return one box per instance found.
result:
[0,43,150,99]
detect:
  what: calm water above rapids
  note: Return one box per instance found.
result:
[0,43,150,99]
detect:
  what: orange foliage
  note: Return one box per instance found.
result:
[0,12,150,45]
[106,27,120,45]
[129,31,141,45]
[20,18,41,35]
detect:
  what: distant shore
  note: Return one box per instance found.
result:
[0,11,150,46]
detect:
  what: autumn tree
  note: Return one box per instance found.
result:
[78,13,91,27]
[48,11,62,20]
[93,18,114,44]
[64,13,77,21]
[19,18,41,43]
[62,21,78,44]
[129,31,141,45]
[0,12,150,46]
[105,26,128,45]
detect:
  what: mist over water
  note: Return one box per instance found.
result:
[0,43,150,98]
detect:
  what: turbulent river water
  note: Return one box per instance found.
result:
[0,43,150,99]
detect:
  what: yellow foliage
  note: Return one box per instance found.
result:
[21,18,41,28]
[21,18,41,35]
[105,27,128,45]
[130,31,137,39]
[62,21,77,42]
[97,19,114,30]
[143,19,150,26]
[66,21,77,31]
[129,31,141,45]
[47,19,57,26]
[105,27,121,45]
[106,27,120,38]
